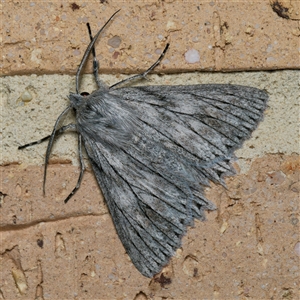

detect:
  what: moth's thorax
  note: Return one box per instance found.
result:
[73,89,138,147]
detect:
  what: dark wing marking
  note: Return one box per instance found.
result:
[79,84,268,277]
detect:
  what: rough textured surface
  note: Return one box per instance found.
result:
[1,71,298,167]
[2,0,300,75]
[1,155,299,299]
[1,0,299,299]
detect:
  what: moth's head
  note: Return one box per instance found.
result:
[69,92,90,109]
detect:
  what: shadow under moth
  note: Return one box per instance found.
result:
[19,11,268,277]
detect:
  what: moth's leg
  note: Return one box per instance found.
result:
[86,23,103,89]
[18,123,76,150]
[64,134,85,204]
[109,43,170,89]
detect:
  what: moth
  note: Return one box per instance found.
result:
[19,11,268,277]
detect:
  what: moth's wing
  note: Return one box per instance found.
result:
[83,138,205,277]
[77,88,216,277]
[81,84,268,277]
[111,84,268,185]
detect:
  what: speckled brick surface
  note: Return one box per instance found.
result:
[2,0,299,75]
[1,1,299,299]
[1,155,299,299]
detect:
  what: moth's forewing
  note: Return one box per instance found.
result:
[78,84,268,277]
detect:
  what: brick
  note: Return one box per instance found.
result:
[1,155,299,299]
[2,0,300,76]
